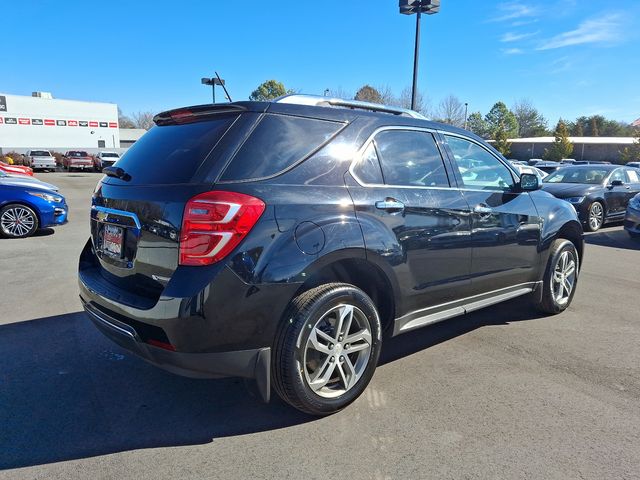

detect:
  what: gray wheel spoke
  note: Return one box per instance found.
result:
[309,357,337,391]
[335,304,354,340]
[309,328,332,355]
[345,328,371,349]
[564,261,576,277]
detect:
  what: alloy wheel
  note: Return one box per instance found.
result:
[589,203,603,231]
[1,206,36,237]
[302,304,372,399]
[551,250,577,306]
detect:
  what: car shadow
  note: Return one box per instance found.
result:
[0,228,55,240]
[0,297,541,470]
[584,227,639,251]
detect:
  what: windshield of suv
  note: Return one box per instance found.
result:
[31,151,51,157]
[544,167,610,184]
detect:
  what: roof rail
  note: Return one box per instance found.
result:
[273,94,427,120]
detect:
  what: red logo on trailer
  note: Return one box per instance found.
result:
[89,121,99,127]
[18,118,31,125]
[108,122,118,128]
[0,117,3,124]
[68,120,78,126]
[44,119,55,126]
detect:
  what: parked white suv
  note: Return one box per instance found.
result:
[94,151,121,171]
[24,150,57,171]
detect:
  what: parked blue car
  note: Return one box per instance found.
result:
[0,181,68,238]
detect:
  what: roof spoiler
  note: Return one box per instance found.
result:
[153,104,247,126]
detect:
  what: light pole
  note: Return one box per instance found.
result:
[399,1,441,111]
[464,102,469,130]
[201,75,226,103]
[324,88,330,97]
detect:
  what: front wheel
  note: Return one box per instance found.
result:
[273,283,382,416]
[533,239,579,314]
[586,201,604,232]
[0,204,39,238]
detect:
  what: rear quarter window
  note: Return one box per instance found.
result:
[107,115,237,185]
[220,114,343,182]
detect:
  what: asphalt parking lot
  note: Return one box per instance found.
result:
[1,172,639,479]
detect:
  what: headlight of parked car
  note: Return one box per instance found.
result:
[28,191,63,203]
[629,196,640,210]
[565,196,585,204]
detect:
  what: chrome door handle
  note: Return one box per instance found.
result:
[474,204,493,214]
[375,199,405,211]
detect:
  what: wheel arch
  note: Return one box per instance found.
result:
[294,256,398,333]
[555,219,584,268]
[0,200,42,226]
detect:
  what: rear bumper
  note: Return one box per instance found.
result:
[82,297,271,401]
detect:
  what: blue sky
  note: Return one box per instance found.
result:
[3,0,639,124]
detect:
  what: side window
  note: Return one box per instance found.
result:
[445,135,515,191]
[352,142,384,184]
[374,130,449,187]
[610,169,625,183]
[626,168,640,183]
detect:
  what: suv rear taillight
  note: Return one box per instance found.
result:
[179,191,265,266]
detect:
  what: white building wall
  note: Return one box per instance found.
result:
[0,93,120,150]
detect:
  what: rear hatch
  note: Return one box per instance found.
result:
[87,107,249,306]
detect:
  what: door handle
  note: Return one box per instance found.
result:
[375,199,405,212]
[474,204,493,214]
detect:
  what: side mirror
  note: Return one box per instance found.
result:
[519,173,540,191]
[610,179,624,187]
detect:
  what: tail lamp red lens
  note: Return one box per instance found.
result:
[179,191,265,266]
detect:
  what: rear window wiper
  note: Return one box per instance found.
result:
[103,166,131,181]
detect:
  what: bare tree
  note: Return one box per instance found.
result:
[118,107,135,129]
[131,111,155,130]
[377,85,397,106]
[435,95,466,127]
[326,87,353,99]
[398,86,430,116]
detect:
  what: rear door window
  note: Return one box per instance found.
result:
[106,115,237,185]
[373,130,450,187]
[220,114,343,182]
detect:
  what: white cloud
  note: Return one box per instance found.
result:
[502,48,525,55]
[489,2,538,22]
[501,31,539,42]
[537,14,623,50]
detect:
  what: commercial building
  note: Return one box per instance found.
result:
[508,136,638,162]
[0,92,145,153]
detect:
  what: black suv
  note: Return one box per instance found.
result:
[79,95,584,415]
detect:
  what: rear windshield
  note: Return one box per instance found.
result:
[220,114,343,181]
[102,153,119,158]
[69,151,89,157]
[109,115,237,184]
[31,150,51,156]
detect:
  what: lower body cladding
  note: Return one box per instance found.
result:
[624,206,640,236]
[78,257,300,402]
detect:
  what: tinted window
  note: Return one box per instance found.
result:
[352,142,384,184]
[221,114,342,181]
[445,135,514,190]
[544,167,609,185]
[110,115,236,185]
[374,130,449,187]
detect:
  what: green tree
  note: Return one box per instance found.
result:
[249,79,292,101]
[512,99,548,137]
[620,129,640,163]
[544,120,574,161]
[493,122,512,156]
[354,85,383,104]
[485,102,518,139]
[466,111,490,138]
[590,117,600,136]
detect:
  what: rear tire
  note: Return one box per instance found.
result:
[0,204,39,238]
[533,239,579,314]
[272,283,382,416]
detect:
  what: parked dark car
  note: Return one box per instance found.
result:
[542,165,640,231]
[624,193,640,238]
[626,161,640,169]
[79,95,584,415]
[534,161,562,175]
[0,175,68,238]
